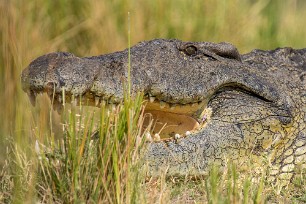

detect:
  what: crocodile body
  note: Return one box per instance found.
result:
[21,39,306,181]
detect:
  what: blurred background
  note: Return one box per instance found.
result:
[1,0,306,166]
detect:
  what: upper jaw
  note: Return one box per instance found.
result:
[20,40,223,107]
[20,39,288,120]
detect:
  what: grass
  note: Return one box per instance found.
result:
[1,97,147,203]
[1,0,306,203]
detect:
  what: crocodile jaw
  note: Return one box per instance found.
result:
[22,83,212,140]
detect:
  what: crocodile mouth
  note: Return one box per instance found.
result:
[26,89,212,141]
[143,98,212,141]
[112,96,211,141]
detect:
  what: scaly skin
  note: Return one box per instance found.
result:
[21,39,306,181]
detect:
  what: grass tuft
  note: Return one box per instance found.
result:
[1,95,147,203]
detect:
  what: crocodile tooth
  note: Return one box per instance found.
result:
[160,101,166,109]
[185,131,191,136]
[100,100,106,106]
[95,96,100,106]
[153,133,160,141]
[27,90,37,106]
[149,96,155,103]
[111,104,116,111]
[202,115,207,123]
[174,133,181,139]
[72,97,77,106]
[58,95,62,103]
[145,132,153,142]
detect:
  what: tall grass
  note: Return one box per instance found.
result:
[1,0,306,203]
[1,97,148,203]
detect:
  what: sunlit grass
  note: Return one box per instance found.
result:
[1,0,306,203]
[1,94,147,203]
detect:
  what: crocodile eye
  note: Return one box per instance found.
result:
[184,45,197,56]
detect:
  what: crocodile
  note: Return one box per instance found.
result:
[21,39,306,181]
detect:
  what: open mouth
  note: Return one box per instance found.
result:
[26,88,212,141]
[143,98,212,141]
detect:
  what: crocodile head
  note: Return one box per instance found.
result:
[21,39,305,178]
